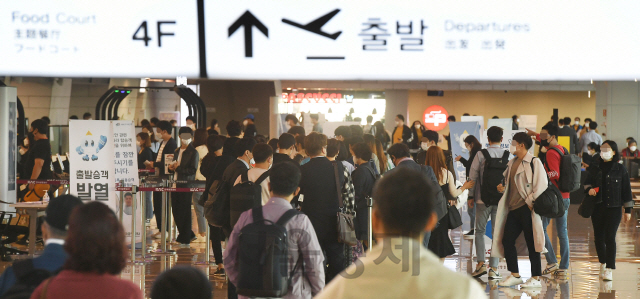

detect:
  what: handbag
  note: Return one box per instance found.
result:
[447,203,463,229]
[334,162,357,246]
[578,194,602,218]
[23,184,50,202]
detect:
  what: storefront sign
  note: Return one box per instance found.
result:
[282,92,352,104]
[423,105,448,131]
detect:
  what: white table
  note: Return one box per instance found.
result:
[10,202,48,256]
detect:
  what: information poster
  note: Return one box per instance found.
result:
[487,118,514,131]
[449,121,481,183]
[112,121,142,244]
[519,115,538,131]
[70,120,142,244]
[460,116,484,133]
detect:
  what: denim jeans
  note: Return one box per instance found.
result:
[475,204,499,268]
[542,197,571,269]
[191,191,207,234]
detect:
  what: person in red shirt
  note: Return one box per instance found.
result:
[529,124,571,279]
[621,139,640,158]
[30,202,142,299]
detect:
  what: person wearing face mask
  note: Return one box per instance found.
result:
[455,135,482,238]
[578,121,603,165]
[185,116,197,131]
[558,117,580,155]
[415,130,438,165]
[572,117,583,133]
[391,114,413,146]
[141,125,160,157]
[233,143,273,206]
[494,132,547,288]
[467,126,510,280]
[528,124,572,278]
[578,118,593,138]
[583,142,600,168]
[410,120,426,151]
[167,127,199,245]
[621,139,639,158]
[136,132,154,220]
[583,140,633,281]
[148,121,177,237]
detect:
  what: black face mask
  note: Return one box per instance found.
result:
[540,139,550,147]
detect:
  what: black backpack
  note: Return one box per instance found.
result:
[236,207,301,298]
[205,180,231,228]
[546,146,581,193]
[530,158,565,218]
[230,170,270,229]
[2,260,54,299]
[480,149,510,206]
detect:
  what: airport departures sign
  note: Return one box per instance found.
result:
[2,0,640,80]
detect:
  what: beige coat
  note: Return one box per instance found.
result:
[491,152,547,258]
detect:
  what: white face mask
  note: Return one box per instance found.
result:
[465,145,471,152]
[421,142,430,151]
[23,138,29,147]
[155,132,163,140]
[181,138,192,145]
[415,124,420,129]
[575,121,580,125]
[188,124,196,131]
[395,121,400,126]
[250,158,255,165]
[631,146,637,152]
[243,120,249,127]
[588,150,596,156]
[601,151,613,161]
[136,140,141,147]
[509,145,517,154]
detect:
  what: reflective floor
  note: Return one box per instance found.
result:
[3,204,640,298]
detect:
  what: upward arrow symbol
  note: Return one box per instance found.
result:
[228,10,268,57]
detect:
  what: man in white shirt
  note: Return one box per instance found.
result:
[234,143,273,205]
[315,168,487,299]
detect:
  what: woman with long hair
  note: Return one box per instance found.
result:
[372,121,390,150]
[424,146,474,259]
[31,202,142,299]
[363,134,382,174]
[584,140,633,281]
[141,125,159,157]
[191,128,209,239]
[136,132,154,220]
[455,135,482,236]
[410,120,426,151]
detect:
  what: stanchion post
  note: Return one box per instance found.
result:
[367,196,373,251]
[131,185,138,263]
[204,225,210,264]
[118,180,124,222]
[161,179,168,253]
[167,182,174,243]
[140,181,147,258]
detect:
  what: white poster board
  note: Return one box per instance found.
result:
[112,121,142,244]
[481,129,534,155]
[519,115,538,131]
[487,118,514,131]
[70,120,142,244]
[461,116,484,134]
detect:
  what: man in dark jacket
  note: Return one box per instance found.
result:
[351,143,377,248]
[168,127,199,244]
[386,143,446,248]
[391,114,413,146]
[298,132,347,283]
[150,121,177,235]
[272,133,297,165]
[558,117,580,154]
[222,120,243,157]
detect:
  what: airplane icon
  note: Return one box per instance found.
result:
[282,9,342,40]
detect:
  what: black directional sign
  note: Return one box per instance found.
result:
[282,9,342,40]
[228,10,268,57]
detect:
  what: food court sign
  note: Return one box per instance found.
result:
[423,105,449,131]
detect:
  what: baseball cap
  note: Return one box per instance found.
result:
[244,114,255,121]
[45,195,84,231]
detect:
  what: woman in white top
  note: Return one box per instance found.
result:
[192,129,209,237]
[424,146,474,259]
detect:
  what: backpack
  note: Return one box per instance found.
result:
[204,180,231,228]
[480,149,510,206]
[530,158,565,218]
[236,207,301,298]
[546,146,581,193]
[230,170,270,229]
[2,260,54,299]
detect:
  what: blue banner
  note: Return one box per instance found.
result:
[449,121,481,183]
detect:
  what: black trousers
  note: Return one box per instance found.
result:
[591,204,622,269]
[171,192,194,244]
[502,205,542,276]
[320,239,346,283]
[153,191,170,231]
[209,225,223,264]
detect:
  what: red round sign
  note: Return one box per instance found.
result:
[423,105,449,131]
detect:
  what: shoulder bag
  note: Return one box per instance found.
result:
[334,162,357,246]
